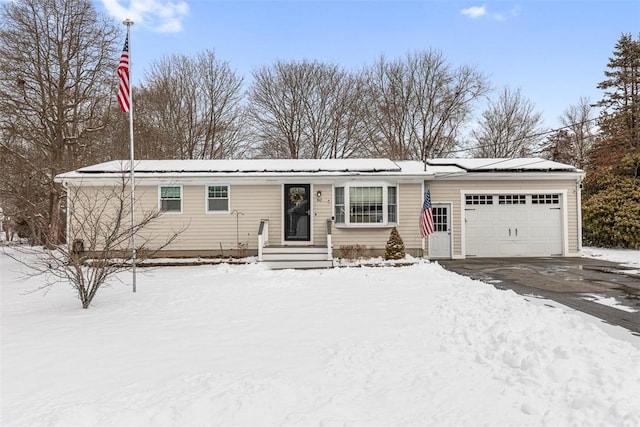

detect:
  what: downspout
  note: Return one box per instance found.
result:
[576,176,584,252]
[62,181,70,247]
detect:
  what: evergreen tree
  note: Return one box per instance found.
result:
[592,33,640,175]
[582,33,640,248]
[385,227,406,260]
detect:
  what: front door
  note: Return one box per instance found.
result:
[284,184,311,242]
[429,204,451,259]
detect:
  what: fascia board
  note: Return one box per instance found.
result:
[431,171,585,181]
[57,172,432,187]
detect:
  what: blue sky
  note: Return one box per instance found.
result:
[96,0,639,129]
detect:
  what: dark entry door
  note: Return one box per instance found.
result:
[284,184,311,241]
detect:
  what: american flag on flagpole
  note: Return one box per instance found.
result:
[117,33,130,113]
[420,189,435,237]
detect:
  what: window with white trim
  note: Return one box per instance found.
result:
[207,185,229,212]
[334,187,345,223]
[387,186,397,223]
[334,184,397,225]
[159,186,182,213]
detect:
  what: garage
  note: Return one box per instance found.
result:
[464,193,563,257]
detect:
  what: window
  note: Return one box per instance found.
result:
[498,194,526,205]
[207,185,229,212]
[387,186,397,223]
[334,184,397,225]
[532,194,559,204]
[159,186,182,213]
[465,195,493,205]
[334,187,345,223]
[350,187,383,223]
[433,206,448,232]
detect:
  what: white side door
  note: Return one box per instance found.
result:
[429,204,451,259]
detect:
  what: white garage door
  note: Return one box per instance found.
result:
[465,194,563,257]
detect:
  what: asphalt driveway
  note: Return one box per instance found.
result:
[439,257,640,335]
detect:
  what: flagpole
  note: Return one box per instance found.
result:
[123,18,136,293]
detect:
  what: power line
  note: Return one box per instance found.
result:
[429,158,555,180]
[444,102,640,158]
[442,117,600,157]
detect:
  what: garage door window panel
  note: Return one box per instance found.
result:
[499,194,526,205]
[466,195,493,205]
[532,194,559,204]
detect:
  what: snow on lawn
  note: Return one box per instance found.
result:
[582,246,640,268]
[2,249,640,426]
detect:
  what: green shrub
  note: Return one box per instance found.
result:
[385,227,406,260]
[582,176,640,249]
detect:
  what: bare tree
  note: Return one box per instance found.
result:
[560,97,595,168]
[248,61,305,158]
[542,97,595,167]
[541,129,573,165]
[360,50,489,160]
[359,56,413,160]
[0,0,119,246]
[471,87,544,157]
[247,60,363,159]
[6,173,185,309]
[138,49,247,159]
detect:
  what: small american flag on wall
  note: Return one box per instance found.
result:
[420,189,435,237]
[117,33,130,113]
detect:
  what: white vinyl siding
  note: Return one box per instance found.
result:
[139,184,281,252]
[69,177,580,259]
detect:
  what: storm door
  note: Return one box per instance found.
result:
[429,204,452,258]
[284,184,311,242]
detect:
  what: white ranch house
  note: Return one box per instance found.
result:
[56,158,585,269]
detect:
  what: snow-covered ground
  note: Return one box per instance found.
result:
[582,246,640,269]
[2,247,640,426]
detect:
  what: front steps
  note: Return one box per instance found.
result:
[261,246,333,270]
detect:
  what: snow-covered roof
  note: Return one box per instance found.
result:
[394,161,465,175]
[426,158,580,172]
[56,157,582,182]
[70,159,402,174]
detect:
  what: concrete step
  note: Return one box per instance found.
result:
[263,259,334,270]
[262,246,328,255]
[261,246,333,269]
[262,252,330,262]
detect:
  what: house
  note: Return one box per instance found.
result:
[55,158,585,268]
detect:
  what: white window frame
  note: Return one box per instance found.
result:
[205,184,231,214]
[158,184,183,214]
[333,182,398,227]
